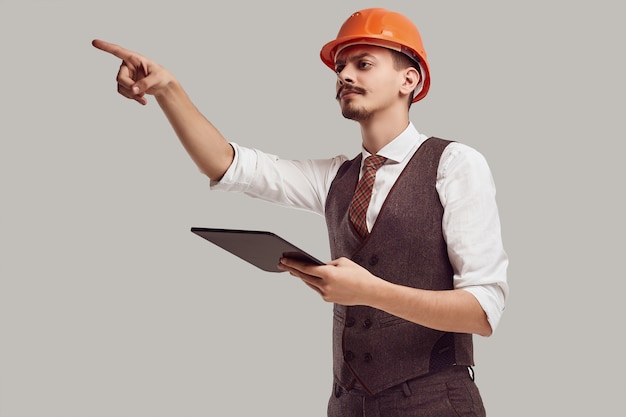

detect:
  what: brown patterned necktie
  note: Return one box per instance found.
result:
[349,154,387,238]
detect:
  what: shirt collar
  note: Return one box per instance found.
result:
[361,122,428,164]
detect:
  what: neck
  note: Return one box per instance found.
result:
[359,109,410,154]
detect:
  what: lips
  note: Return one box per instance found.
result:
[341,90,359,99]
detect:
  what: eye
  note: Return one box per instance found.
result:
[358,61,372,70]
[335,64,345,74]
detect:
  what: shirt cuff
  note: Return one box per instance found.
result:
[209,142,256,192]
[461,283,507,334]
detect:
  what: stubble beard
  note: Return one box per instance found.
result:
[340,101,372,122]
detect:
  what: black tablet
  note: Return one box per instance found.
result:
[190,227,325,273]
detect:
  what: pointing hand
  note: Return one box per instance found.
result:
[92,39,175,105]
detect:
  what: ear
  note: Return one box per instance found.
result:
[399,67,420,98]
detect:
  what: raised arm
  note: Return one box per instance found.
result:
[92,39,234,181]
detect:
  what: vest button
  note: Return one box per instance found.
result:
[344,351,355,362]
[345,317,356,327]
[363,319,372,329]
[369,255,379,266]
[363,353,373,363]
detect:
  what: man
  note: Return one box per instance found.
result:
[93,7,508,416]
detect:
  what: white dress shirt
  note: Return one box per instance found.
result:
[211,122,509,332]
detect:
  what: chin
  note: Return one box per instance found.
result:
[341,105,372,121]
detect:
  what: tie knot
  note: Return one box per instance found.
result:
[363,155,387,171]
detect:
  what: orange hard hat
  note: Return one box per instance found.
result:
[320,8,431,102]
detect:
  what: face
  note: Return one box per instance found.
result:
[334,45,408,122]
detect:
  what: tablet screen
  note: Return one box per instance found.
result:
[191,227,325,273]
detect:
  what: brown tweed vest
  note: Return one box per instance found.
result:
[324,137,474,395]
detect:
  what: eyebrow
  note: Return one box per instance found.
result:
[335,52,377,66]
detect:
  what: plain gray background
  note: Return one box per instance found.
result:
[1,0,624,415]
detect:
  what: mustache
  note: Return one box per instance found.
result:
[336,85,366,100]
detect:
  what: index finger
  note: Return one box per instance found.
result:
[91,39,134,60]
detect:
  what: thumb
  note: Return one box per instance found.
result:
[130,83,148,105]
[129,61,151,96]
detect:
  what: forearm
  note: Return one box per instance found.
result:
[368,279,493,337]
[155,80,234,181]
[279,256,493,337]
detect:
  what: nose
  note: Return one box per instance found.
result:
[336,66,355,86]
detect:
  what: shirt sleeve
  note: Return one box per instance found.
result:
[210,142,348,215]
[436,143,509,333]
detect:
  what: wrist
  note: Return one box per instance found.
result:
[154,77,181,100]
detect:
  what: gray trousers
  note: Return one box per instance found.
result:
[327,366,486,417]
